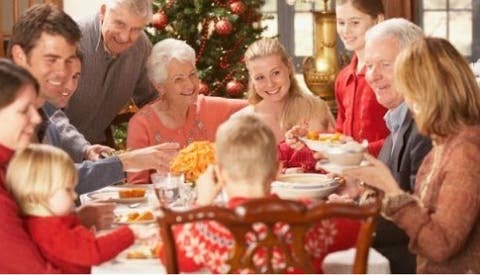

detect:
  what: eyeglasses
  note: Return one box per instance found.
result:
[167,71,200,87]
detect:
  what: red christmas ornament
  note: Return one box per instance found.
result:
[215,19,233,36]
[230,1,246,15]
[152,11,168,30]
[226,79,244,97]
[198,82,210,95]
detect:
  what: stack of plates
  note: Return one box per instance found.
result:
[271,173,339,200]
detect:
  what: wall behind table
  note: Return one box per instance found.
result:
[63,0,103,21]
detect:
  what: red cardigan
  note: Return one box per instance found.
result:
[169,196,360,273]
[26,214,134,273]
[0,144,61,273]
[334,55,389,157]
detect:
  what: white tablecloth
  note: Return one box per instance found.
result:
[84,186,390,274]
[92,247,389,274]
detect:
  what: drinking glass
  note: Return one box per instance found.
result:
[151,172,183,207]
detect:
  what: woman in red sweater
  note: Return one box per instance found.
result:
[5,144,135,273]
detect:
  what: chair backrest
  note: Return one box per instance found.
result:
[158,194,382,274]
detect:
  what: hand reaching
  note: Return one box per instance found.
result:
[119,142,180,172]
[342,154,402,195]
[84,144,115,161]
[285,125,308,151]
[77,201,116,230]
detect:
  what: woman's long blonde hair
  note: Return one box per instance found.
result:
[244,38,334,132]
[394,37,480,138]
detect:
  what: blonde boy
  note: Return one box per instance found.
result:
[196,114,280,205]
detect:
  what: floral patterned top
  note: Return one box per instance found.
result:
[169,196,361,273]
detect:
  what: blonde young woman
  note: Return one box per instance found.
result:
[344,37,480,273]
[6,144,139,273]
[234,37,334,143]
[127,38,246,184]
[233,38,335,172]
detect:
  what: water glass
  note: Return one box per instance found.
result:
[151,172,183,207]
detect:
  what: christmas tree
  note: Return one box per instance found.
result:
[147,0,266,98]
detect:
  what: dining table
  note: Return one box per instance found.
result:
[81,183,391,274]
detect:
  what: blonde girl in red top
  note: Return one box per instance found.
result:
[5,144,137,273]
[334,0,389,156]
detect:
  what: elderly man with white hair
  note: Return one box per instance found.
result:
[363,18,432,273]
[65,0,158,144]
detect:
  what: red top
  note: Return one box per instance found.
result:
[335,55,389,157]
[168,196,361,273]
[0,144,60,273]
[26,214,134,273]
[127,95,247,184]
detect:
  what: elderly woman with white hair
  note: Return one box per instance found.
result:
[126,38,247,184]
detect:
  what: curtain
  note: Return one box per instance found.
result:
[383,0,419,23]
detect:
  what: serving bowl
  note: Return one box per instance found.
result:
[271,173,340,200]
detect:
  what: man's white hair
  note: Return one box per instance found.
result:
[104,0,153,22]
[366,18,423,51]
[146,38,196,84]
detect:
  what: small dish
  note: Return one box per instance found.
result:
[316,160,370,174]
[114,210,156,224]
[116,245,160,262]
[87,190,147,204]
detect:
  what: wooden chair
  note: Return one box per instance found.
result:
[158,193,382,274]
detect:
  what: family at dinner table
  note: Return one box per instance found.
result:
[1,0,480,273]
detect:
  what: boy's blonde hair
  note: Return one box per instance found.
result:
[5,144,78,214]
[215,115,278,184]
[244,37,334,132]
[395,37,480,138]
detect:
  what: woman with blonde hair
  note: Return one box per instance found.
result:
[233,38,335,172]
[235,37,334,142]
[6,144,136,273]
[344,37,480,273]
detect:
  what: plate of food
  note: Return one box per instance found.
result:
[88,188,147,204]
[300,132,346,153]
[116,244,162,262]
[114,210,156,224]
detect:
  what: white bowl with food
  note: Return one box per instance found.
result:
[326,142,365,166]
[271,173,340,200]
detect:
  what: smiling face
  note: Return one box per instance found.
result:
[0,84,41,150]
[13,33,77,108]
[62,58,81,106]
[100,4,147,56]
[365,35,404,109]
[247,54,291,103]
[336,2,379,53]
[158,59,199,105]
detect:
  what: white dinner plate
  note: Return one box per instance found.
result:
[88,190,147,204]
